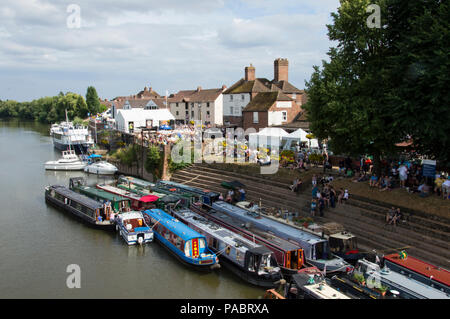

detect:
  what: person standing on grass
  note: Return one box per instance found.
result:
[399,163,408,188]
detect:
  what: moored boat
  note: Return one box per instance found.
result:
[142,209,220,271]
[284,267,351,299]
[209,201,351,275]
[84,154,118,175]
[116,211,153,245]
[45,185,114,229]
[170,208,282,288]
[156,180,220,205]
[383,252,450,294]
[97,182,159,210]
[44,150,87,171]
[354,258,450,299]
[69,177,131,214]
[189,203,305,277]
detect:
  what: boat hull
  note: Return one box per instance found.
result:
[84,166,118,175]
[45,163,87,171]
[53,140,92,154]
[217,253,281,288]
[45,193,114,230]
[152,232,218,272]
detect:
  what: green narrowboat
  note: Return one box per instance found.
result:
[69,177,131,214]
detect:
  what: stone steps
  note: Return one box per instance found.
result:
[170,166,450,268]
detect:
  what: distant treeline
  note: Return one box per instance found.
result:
[0,86,107,124]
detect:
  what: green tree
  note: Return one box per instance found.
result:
[145,145,162,177]
[85,86,101,116]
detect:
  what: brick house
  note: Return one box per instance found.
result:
[223,58,305,128]
[242,91,300,131]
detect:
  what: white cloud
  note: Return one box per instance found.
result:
[0,0,340,101]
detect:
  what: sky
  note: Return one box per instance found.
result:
[0,0,340,101]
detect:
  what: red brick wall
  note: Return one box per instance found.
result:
[243,111,268,132]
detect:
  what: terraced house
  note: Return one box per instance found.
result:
[168,86,226,126]
[223,58,306,130]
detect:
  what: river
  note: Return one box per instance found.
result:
[0,119,264,299]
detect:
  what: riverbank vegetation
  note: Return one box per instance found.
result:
[0,87,107,124]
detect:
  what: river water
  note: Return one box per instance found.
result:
[0,119,263,299]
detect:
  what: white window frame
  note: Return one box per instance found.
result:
[253,112,259,124]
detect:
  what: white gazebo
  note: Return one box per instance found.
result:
[282,128,320,150]
[249,127,289,149]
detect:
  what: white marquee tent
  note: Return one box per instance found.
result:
[282,128,320,149]
[116,108,175,133]
[248,127,289,148]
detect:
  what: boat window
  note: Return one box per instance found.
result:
[185,240,191,257]
[199,238,206,250]
[248,255,255,272]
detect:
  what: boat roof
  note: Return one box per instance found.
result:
[212,201,326,246]
[76,185,130,202]
[118,175,155,188]
[174,209,271,255]
[384,254,450,287]
[157,180,220,197]
[292,273,350,299]
[97,184,147,201]
[50,185,103,210]
[120,211,144,220]
[144,209,206,242]
[211,209,302,251]
[359,259,450,299]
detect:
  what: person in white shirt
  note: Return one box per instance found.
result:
[443,178,450,199]
[398,164,408,188]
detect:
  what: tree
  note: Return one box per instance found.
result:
[304,0,401,173]
[85,86,101,116]
[304,0,450,172]
[386,0,450,163]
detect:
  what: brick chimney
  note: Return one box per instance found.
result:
[274,58,289,82]
[245,64,256,81]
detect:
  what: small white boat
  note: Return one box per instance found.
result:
[115,211,153,245]
[45,150,87,171]
[84,154,118,175]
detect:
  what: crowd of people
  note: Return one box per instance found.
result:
[309,174,348,217]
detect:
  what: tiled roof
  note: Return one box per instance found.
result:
[271,80,304,94]
[223,78,272,94]
[169,88,223,103]
[242,91,293,112]
[113,98,168,110]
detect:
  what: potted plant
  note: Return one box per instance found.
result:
[378,285,388,297]
[353,273,366,286]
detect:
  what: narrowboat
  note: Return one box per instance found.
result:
[170,208,282,288]
[209,201,351,275]
[116,211,153,245]
[45,185,114,229]
[284,267,351,299]
[190,204,305,277]
[156,180,220,205]
[329,275,384,299]
[69,177,132,214]
[354,259,450,299]
[383,253,450,294]
[142,209,220,271]
[97,183,159,210]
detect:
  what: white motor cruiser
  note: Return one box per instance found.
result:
[45,150,87,171]
[84,154,118,175]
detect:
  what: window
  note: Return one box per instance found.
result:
[191,111,194,118]
[292,93,297,99]
[253,112,259,124]
[230,95,233,101]
[191,103,194,107]
[176,103,179,107]
[282,111,287,122]
[185,241,191,257]
[241,94,245,101]
[207,102,210,108]
[176,111,179,116]
[230,106,234,115]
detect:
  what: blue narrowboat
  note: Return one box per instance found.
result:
[142,209,220,271]
[170,208,282,288]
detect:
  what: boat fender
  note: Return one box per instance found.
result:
[137,236,144,245]
[210,263,221,270]
[274,279,286,286]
